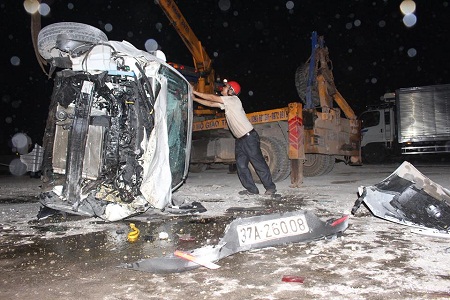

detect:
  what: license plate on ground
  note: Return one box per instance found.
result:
[236,215,310,246]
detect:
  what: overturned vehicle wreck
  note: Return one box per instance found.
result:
[34,23,193,221]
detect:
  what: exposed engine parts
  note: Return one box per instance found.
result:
[42,71,153,204]
[32,22,192,221]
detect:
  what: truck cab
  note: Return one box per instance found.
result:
[359,93,396,163]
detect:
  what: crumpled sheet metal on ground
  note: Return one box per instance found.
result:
[120,210,349,273]
[352,161,450,235]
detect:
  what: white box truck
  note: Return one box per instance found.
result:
[360,84,450,163]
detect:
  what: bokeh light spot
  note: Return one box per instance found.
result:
[286,1,294,10]
[9,158,28,176]
[400,0,416,15]
[23,0,39,14]
[104,23,113,32]
[145,39,158,52]
[403,13,417,27]
[38,3,50,16]
[218,0,231,12]
[407,48,417,57]
[11,133,32,155]
[10,56,21,66]
[12,100,22,109]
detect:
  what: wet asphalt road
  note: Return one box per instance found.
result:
[1,160,450,299]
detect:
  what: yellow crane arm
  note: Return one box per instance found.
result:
[157,0,215,93]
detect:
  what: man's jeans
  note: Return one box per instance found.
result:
[235,130,276,193]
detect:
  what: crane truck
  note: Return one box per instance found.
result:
[158,0,361,186]
[360,84,450,163]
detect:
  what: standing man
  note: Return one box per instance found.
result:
[192,81,277,196]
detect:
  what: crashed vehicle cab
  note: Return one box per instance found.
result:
[36,23,192,221]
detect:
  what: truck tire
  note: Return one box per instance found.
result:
[303,154,335,177]
[295,63,320,107]
[362,143,386,164]
[38,22,108,60]
[251,137,290,183]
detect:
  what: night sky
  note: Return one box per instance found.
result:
[1,0,449,154]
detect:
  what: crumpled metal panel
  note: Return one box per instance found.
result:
[352,161,450,234]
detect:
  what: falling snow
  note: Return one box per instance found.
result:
[1,0,450,154]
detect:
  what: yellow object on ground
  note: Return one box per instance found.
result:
[127,223,140,242]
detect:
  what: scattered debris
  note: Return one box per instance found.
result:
[119,210,348,273]
[158,232,169,240]
[127,223,140,243]
[352,161,450,236]
[174,250,221,269]
[281,275,305,283]
[176,233,196,241]
[410,228,450,239]
[37,206,61,220]
[163,201,207,215]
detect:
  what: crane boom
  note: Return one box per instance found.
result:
[157,0,215,93]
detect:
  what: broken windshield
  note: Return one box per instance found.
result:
[159,66,191,188]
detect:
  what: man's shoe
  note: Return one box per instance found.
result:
[238,190,259,195]
[264,189,277,195]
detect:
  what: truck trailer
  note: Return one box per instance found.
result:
[360,84,450,163]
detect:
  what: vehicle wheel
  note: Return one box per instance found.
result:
[295,63,320,107]
[250,137,290,183]
[362,143,386,164]
[303,154,335,177]
[189,163,207,173]
[38,22,108,60]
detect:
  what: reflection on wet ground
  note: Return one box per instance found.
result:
[0,196,39,204]
[330,180,359,184]
[2,215,230,262]
[0,194,311,271]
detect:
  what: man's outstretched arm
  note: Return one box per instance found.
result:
[193,90,223,103]
[192,94,223,108]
